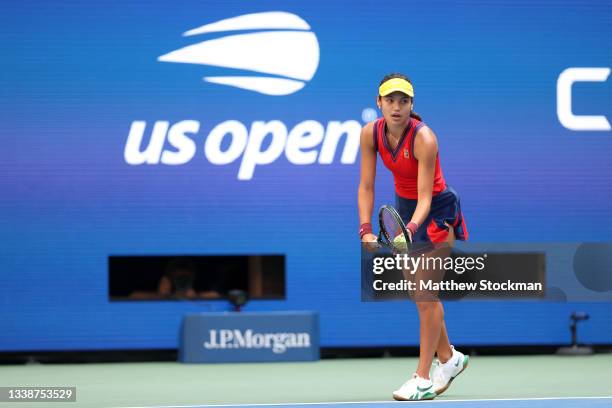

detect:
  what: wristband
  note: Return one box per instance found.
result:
[406,221,418,236]
[359,223,373,239]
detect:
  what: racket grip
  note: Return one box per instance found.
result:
[359,223,373,239]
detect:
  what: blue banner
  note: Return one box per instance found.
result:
[1,1,612,351]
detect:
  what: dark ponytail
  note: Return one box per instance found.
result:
[379,72,422,121]
[410,111,422,121]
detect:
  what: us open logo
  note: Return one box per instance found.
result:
[158,11,320,95]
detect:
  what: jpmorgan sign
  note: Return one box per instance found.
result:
[180,312,319,363]
[203,329,311,354]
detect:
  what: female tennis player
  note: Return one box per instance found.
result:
[358,73,469,401]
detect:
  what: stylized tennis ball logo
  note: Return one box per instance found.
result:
[158,11,320,96]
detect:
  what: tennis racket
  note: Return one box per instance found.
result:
[377,204,412,254]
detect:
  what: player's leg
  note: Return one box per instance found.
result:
[435,312,453,363]
[414,226,455,379]
[431,226,469,395]
[435,226,455,363]
[415,299,445,378]
[393,231,452,401]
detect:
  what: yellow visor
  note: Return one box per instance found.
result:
[378,78,414,97]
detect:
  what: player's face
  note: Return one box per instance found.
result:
[378,92,413,125]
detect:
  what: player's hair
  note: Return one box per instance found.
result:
[379,73,422,121]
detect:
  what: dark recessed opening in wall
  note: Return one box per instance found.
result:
[109,255,285,301]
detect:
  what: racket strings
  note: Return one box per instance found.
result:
[380,207,409,253]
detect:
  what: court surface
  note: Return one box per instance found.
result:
[0,355,610,407]
[134,398,612,408]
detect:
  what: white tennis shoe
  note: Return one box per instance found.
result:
[432,346,469,395]
[392,373,436,401]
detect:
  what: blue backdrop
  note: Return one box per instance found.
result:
[1,0,612,351]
